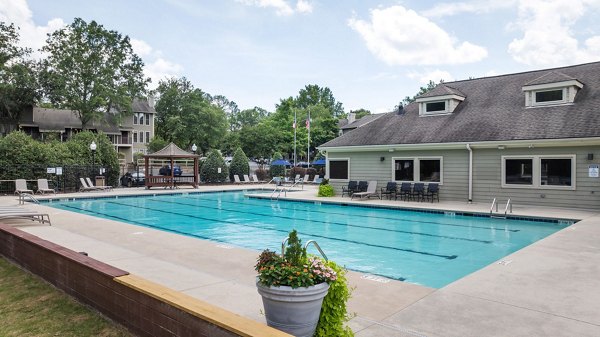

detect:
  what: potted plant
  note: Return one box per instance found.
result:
[255,230,352,337]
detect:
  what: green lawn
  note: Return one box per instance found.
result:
[0,256,131,337]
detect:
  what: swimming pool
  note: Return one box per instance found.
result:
[48,191,570,288]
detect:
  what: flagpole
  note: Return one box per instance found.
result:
[293,109,297,168]
[307,108,310,168]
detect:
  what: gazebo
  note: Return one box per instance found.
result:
[144,143,199,189]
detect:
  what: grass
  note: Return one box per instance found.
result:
[0,256,131,337]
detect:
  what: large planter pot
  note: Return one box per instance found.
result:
[256,280,330,337]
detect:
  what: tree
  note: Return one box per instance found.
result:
[348,108,371,119]
[200,149,229,183]
[154,77,228,154]
[402,80,440,105]
[229,147,250,180]
[0,23,40,133]
[147,136,169,153]
[296,84,344,118]
[40,18,149,128]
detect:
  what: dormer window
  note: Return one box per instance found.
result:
[426,101,446,113]
[415,84,465,117]
[522,72,583,108]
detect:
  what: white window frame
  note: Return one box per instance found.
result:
[139,131,144,144]
[327,158,350,182]
[133,132,138,143]
[146,131,150,144]
[425,101,446,113]
[392,156,443,184]
[133,113,138,125]
[145,113,150,126]
[501,155,576,190]
[533,88,566,106]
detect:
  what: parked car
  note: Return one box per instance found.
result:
[120,172,145,187]
[159,165,182,176]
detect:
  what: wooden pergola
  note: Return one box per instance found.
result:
[144,143,199,189]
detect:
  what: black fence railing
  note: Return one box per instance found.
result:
[0,164,118,195]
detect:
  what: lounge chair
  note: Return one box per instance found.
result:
[252,174,266,183]
[351,181,379,200]
[397,182,412,201]
[294,174,301,183]
[424,183,440,202]
[36,178,56,194]
[242,175,253,184]
[79,178,100,192]
[86,177,112,191]
[380,182,397,200]
[0,207,51,225]
[311,175,320,184]
[341,181,358,197]
[14,179,33,195]
[356,181,368,193]
[233,175,242,184]
[301,174,309,183]
[411,182,425,202]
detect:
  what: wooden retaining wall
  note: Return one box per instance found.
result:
[0,224,289,337]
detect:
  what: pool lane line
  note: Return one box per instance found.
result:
[148,197,492,245]
[103,199,458,260]
[181,195,520,233]
[60,202,410,281]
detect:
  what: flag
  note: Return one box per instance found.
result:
[305,119,310,129]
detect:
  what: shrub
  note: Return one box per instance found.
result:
[289,166,306,179]
[229,147,250,181]
[315,260,355,337]
[270,151,285,178]
[320,178,329,186]
[254,168,269,181]
[318,183,334,197]
[200,149,229,183]
[306,167,317,180]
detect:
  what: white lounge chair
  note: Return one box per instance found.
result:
[36,179,56,194]
[351,181,379,200]
[252,174,266,183]
[0,207,51,225]
[14,179,33,195]
[311,175,321,184]
[243,175,253,184]
[302,174,309,183]
[294,174,301,183]
[233,175,242,184]
[79,178,100,192]
[86,177,112,191]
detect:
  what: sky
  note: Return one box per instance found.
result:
[1,0,600,114]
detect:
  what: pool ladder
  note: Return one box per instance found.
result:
[270,181,300,200]
[19,193,39,205]
[281,238,328,261]
[490,198,512,218]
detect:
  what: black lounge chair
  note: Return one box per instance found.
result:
[356,181,368,193]
[411,183,425,202]
[424,183,440,202]
[351,181,379,200]
[397,182,412,201]
[380,182,397,200]
[341,181,358,197]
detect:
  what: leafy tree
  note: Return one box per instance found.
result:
[229,147,250,180]
[349,108,371,119]
[220,132,240,156]
[296,84,344,117]
[40,18,149,128]
[154,77,227,154]
[0,23,40,132]
[239,122,278,159]
[211,94,240,131]
[270,151,285,177]
[230,106,268,130]
[147,136,169,153]
[200,149,229,183]
[402,80,440,105]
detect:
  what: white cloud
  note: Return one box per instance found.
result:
[422,0,516,18]
[131,39,183,89]
[348,5,488,66]
[236,0,312,16]
[407,69,454,84]
[0,0,65,58]
[508,0,600,66]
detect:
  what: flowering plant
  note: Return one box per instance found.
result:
[255,230,337,288]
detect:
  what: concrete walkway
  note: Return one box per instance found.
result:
[1,185,599,336]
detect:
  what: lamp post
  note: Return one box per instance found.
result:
[191,143,197,155]
[90,141,97,175]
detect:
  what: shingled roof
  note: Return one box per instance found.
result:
[321,62,599,148]
[524,71,577,86]
[417,84,465,99]
[148,143,198,157]
[340,113,385,130]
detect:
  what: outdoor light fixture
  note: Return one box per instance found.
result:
[497,145,505,150]
[192,143,197,154]
[380,156,385,161]
[588,153,594,160]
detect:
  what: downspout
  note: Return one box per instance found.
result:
[466,143,473,203]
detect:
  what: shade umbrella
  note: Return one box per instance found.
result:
[271,159,292,166]
[311,158,326,166]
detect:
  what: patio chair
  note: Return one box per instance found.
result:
[351,181,379,200]
[341,181,358,197]
[36,178,56,194]
[294,174,301,183]
[0,207,51,225]
[233,175,242,184]
[252,174,266,183]
[397,182,412,201]
[311,175,320,184]
[86,177,113,191]
[302,174,310,183]
[380,182,397,200]
[243,174,253,183]
[424,183,440,202]
[14,179,33,195]
[79,178,100,192]
[356,181,369,193]
[411,183,425,202]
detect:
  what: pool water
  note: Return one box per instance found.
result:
[48,191,570,288]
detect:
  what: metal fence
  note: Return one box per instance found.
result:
[0,164,119,195]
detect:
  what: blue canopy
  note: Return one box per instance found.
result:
[312,158,326,165]
[271,159,291,166]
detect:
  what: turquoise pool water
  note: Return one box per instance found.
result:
[48,191,570,288]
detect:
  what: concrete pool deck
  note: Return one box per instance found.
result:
[1,185,599,336]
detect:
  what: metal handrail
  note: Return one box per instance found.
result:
[281,238,288,256]
[19,193,39,205]
[304,240,328,261]
[504,198,512,215]
[490,198,497,215]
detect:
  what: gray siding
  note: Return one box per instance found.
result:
[327,146,600,210]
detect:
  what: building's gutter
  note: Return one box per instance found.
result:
[466,143,473,203]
